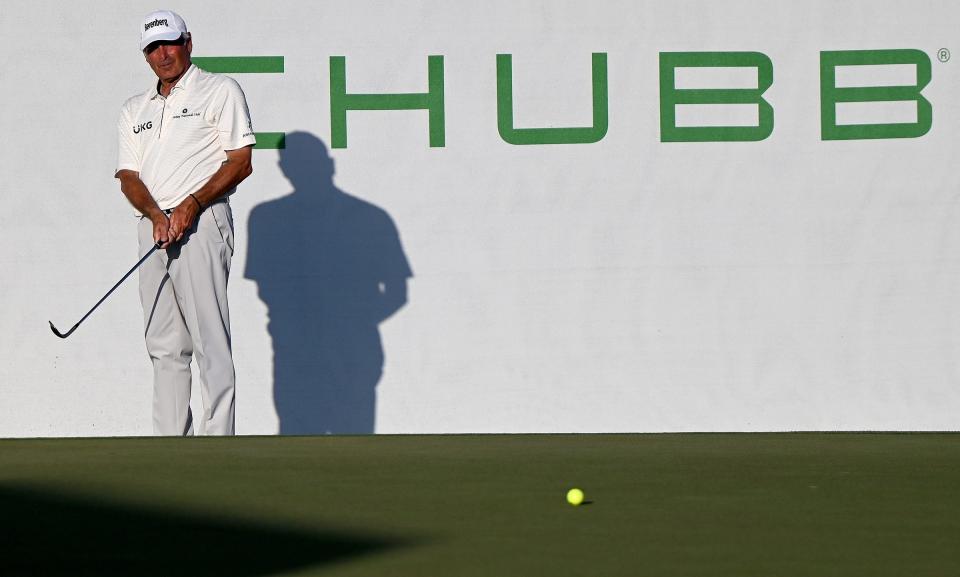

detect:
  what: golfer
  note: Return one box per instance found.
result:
[115,10,256,435]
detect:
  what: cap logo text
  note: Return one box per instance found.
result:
[144,18,168,31]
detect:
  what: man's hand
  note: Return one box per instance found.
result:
[166,196,201,244]
[116,169,171,246]
[150,211,172,248]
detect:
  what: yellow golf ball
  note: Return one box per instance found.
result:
[566,488,585,506]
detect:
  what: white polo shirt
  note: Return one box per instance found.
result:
[116,64,256,212]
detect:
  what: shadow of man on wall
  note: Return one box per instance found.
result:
[245,132,412,434]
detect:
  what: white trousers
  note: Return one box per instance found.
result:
[138,201,236,436]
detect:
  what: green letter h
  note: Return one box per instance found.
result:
[330,56,445,148]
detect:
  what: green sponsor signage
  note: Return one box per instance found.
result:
[199,49,934,149]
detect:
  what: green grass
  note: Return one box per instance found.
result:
[1,434,958,576]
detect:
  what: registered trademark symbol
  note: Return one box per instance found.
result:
[938,48,950,62]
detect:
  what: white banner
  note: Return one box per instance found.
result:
[2,0,959,436]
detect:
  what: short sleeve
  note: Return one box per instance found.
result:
[116,104,140,174]
[216,78,257,151]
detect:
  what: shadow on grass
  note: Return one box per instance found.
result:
[0,485,406,577]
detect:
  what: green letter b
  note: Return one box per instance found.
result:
[820,49,932,140]
[659,52,774,142]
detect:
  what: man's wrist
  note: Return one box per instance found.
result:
[189,193,203,210]
[145,207,167,222]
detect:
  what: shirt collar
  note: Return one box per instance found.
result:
[150,63,199,100]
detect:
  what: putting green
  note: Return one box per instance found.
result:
[1,434,958,576]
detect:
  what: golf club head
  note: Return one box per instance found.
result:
[49,321,75,339]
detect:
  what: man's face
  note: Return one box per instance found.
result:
[143,35,192,83]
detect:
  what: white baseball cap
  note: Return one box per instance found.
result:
[139,10,188,51]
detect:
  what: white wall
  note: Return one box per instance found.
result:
[2,0,959,436]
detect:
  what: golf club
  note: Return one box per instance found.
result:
[49,241,163,339]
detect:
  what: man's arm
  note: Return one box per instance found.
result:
[165,145,253,243]
[115,169,171,247]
